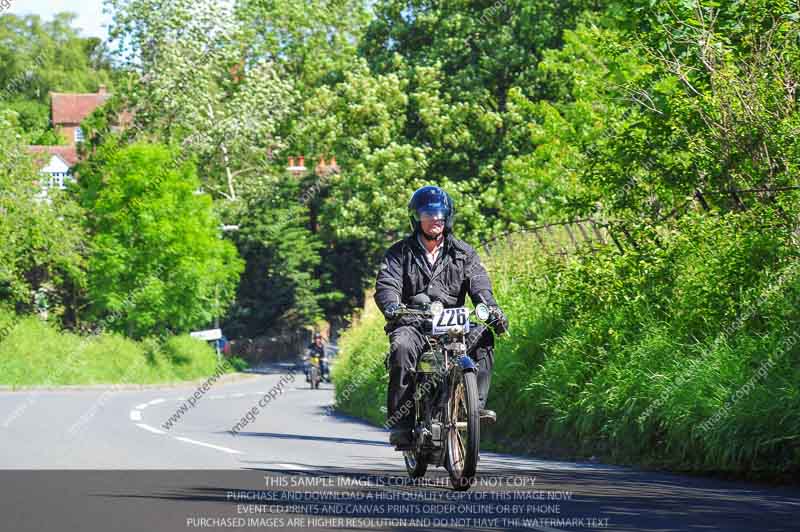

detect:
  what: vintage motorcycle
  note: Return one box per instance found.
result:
[309,355,321,389]
[304,350,323,390]
[390,295,500,491]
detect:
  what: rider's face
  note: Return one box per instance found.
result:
[419,211,445,238]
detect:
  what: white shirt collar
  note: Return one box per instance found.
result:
[417,234,444,266]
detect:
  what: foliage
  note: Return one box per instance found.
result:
[221,177,331,337]
[0,13,113,138]
[234,0,371,97]
[76,142,244,338]
[0,110,86,320]
[331,297,389,426]
[105,0,296,201]
[509,3,800,221]
[334,209,800,475]
[0,13,112,101]
[0,314,223,385]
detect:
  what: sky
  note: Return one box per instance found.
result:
[10,0,111,40]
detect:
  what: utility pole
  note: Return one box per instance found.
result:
[215,224,240,363]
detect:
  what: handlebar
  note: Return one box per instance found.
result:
[390,304,500,321]
[391,305,433,318]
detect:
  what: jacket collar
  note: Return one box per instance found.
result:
[404,232,463,283]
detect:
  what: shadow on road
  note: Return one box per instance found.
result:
[229,431,388,447]
[72,466,800,531]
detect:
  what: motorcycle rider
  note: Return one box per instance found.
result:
[375,185,508,447]
[303,332,329,382]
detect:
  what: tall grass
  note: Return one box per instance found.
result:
[334,207,800,476]
[0,314,224,386]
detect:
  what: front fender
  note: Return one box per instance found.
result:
[457,354,478,373]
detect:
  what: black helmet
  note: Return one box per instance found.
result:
[408,185,455,234]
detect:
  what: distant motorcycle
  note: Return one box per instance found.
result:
[390,295,500,491]
[306,351,322,390]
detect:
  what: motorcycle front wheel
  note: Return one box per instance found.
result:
[446,370,479,491]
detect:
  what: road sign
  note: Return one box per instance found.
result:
[190,329,222,342]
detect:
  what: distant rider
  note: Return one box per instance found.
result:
[303,333,329,382]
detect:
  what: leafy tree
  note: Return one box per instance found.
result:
[0,13,112,100]
[0,12,113,142]
[105,0,295,201]
[507,2,800,221]
[358,0,607,228]
[221,177,333,337]
[234,0,371,97]
[76,141,244,338]
[0,110,86,320]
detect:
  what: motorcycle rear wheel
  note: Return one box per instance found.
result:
[446,370,479,491]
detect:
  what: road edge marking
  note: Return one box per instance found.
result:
[136,423,166,435]
[175,436,242,455]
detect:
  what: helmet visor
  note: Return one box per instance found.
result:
[415,208,447,223]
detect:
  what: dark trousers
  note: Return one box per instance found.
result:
[386,325,494,429]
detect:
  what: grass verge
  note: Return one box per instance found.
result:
[0,310,239,386]
[333,208,800,479]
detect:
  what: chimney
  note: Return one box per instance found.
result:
[287,155,307,177]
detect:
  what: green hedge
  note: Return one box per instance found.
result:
[334,208,800,477]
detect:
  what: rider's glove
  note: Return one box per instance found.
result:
[383,302,403,320]
[489,306,509,335]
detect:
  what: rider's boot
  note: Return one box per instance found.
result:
[388,416,414,448]
[389,428,413,448]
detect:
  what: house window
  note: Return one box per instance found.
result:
[74,127,84,143]
[45,172,72,190]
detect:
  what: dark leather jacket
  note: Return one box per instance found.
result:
[374,232,499,333]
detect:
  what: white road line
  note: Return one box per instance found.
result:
[136,423,166,435]
[129,410,142,421]
[209,395,226,400]
[272,463,311,470]
[147,398,165,405]
[230,393,246,398]
[174,437,242,455]
[135,403,149,410]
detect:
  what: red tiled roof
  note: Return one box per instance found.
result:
[27,145,80,167]
[50,91,111,125]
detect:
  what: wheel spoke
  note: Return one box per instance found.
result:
[449,377,468,473]
[452,429,463,470]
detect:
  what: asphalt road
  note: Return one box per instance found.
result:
[1,364,798,532]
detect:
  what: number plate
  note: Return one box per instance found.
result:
[431,307,470,335]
